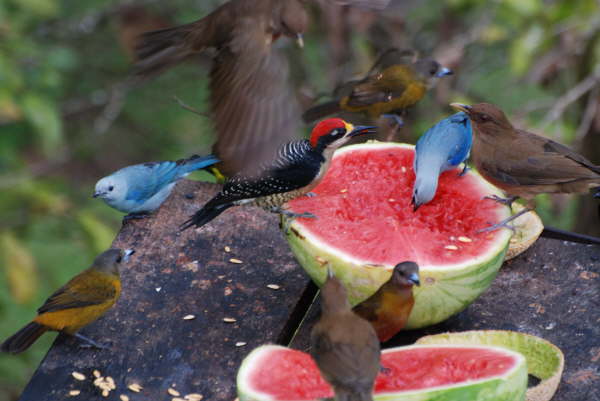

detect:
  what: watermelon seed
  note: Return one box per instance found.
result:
[340,188,348,193]
[315,256,327,266]
[445,245,459,250]
[458,236,472,243]
[401,167,407,173]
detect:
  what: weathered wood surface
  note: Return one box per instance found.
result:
[19,178,600,401]
[20,181,313,401]
[291,237,600,401]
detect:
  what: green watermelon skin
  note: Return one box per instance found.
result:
[237,345,527,401]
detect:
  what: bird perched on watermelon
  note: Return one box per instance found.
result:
[133,0,393,176]
[302,48,453,129]
[451,102,600,231]
[412,112,472,211]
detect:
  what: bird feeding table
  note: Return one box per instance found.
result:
[18,180,600,401]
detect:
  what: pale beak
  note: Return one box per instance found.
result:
[408,272,420,286]
[296,33,304,48]
[450,103,472,114]
[348,125,377,137]
[436,67,453,77]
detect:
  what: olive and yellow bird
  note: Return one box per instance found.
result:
[311,268,381,401]
[302,49,453,126]
[450,102,600,231]
[1,248,133,354]
[353,261,420,343]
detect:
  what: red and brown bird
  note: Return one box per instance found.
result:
[353,261,420,343]
[451,102,600,231]
[133,0,392,176]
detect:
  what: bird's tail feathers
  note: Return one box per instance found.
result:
[181,154,220,174]
[1,322,48,354]
[133,22,199,77]
[180,203,233,231]
[302,100,342,123]
[594,187,600,199]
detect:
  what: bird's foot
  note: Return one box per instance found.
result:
[380,365,392,375]
[476,207,532,233]
[205,166,227,184]
[483,194,518,208]
[74,333,110,350]
[458,164,470,177]
[122,212,151,223]
[383,114,404,128]
[273,207,316,234]
[305,192,317,198]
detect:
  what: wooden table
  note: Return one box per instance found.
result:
[19,181,600,401]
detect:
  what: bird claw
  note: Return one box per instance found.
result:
[483,195,518,207]
[74,333,110,350]
[122,212,151,223]
[458,164,469,177]
[477,221,516,234]
[382,114,404,128]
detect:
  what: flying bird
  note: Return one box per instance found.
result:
[180,118,376,230]
[94,154,219,220]
[302,48,453,126]
[412,112,472,211]
[353,261,420,343]
[1,249,133,354]
[311,268,381,401]
[450,102,600,231]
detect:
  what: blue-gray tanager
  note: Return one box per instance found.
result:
[412,112,472,211]
[94,154,219,218]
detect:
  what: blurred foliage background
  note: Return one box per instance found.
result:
[1,0,599,398]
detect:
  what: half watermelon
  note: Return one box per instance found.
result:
[237,344,527,401]
[285,142,513,328]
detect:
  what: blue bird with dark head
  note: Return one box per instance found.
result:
[94,154,219,219]
[412,112,472,211]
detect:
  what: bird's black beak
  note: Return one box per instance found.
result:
[408,272,420,286]
[450,103,471,114]
[411,195,420,212]
[348,125,377,137]
[93,191,102,198]
[436,67,453,77]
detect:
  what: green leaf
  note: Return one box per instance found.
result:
[76,211,116,254]
[19,94,63,157]
[0,231,39,304]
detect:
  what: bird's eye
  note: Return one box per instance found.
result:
[430,67,438,75]
[108,186,114,191]
[334,128,345,137]
[116,256,122,263]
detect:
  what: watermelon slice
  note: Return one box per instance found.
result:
[237,344,527,401]
[285,142,513,328]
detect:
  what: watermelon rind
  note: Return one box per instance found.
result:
[237,344,527,401]
[285,142,513,328]
[416,330,564,401]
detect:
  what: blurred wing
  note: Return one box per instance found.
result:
[37,272,116,314]
[367,48,416,75]
[334,0,391,10]
[346,77,406,108]
[210,17,301,176]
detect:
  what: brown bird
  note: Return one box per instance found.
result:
[353,261,420,343]
[302,48,453,126]
[1,248,133,354]
[134,0,393,176]
[311,268,381,401]
[115,5,172,62]
[450,102,600,231]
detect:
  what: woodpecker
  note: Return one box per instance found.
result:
[180,118,376,230]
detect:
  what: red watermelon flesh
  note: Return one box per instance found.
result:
[288,145,507,267]
[247,346,519,400]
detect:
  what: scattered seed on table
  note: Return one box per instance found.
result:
[224,246,231,252]
[444,245,459,250]
[156,287,162,292]
[185,394,204,401]
[267,284,280,290]
[72,372,86,381]
[172,398,186,401]
[223,317,237,323]
[93,370,101,378]
[68,390,81,396]
[102,390,110,397]
[235,342,247,347]
[168,388,181,396]
[183,315,195,320]
[106,377,116,389]
[120,395,130,401]
[229,258,243,264]
[458,236,472,243]
[128,383,143,392]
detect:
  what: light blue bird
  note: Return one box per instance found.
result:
[412,112,472,211]
[94,154,219,219]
